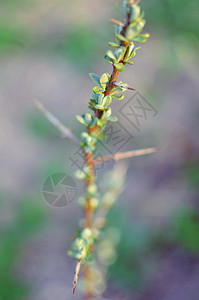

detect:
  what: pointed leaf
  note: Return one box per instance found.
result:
[100,73,110,89]
[106,50,116,61]
[124,42,135,61]
[112,94,124,100]
[115,47,126,63]
[130,5,141,22]
[115,33,128,42]
[76,115,87,126]
[126,61,135,65]
[133,33,150,43]
[89,73,101,85]
[104,55,114,64]
[109,116,118,122]
[109,42,120,48]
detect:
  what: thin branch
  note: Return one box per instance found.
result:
[35,100,80,146]
[72,259,82,294]
[70,2,141,296]
[94,147,162,164]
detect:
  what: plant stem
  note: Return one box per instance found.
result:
[74,1,140,296]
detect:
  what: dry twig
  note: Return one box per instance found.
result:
[35,100,80,146]
[94,147,162,164]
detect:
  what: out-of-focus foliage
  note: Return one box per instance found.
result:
[183,161,199,187]
[106,208,154,290]
[143,0,199,41]
[173,207,199,254]
[0,195,46,300]
[0,26,29,52]
[56,25,102,69]
[105,204,199,291]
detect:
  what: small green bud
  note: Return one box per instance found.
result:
[75,170,86,180]
[89,197,99,210]
[87,183,97,195]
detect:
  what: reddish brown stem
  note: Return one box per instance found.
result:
[80,2,134,297]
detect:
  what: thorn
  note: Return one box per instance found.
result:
[127,86,136,91]
[113,81,135,91]
[109,18,123,26]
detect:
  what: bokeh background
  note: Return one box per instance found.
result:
[0,0,199,299]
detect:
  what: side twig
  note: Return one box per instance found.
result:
[72,259,82,294]
[35,101,80,146]
[94,147,162,164]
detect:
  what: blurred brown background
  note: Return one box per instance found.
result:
[0,0,199,299]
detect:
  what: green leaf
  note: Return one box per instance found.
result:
[115,47,126,63]
[114,63,125,71]
[128,47,140,59]
[97,93,105,105]
[122,0,129,16]
[112,94,124,100]
[130,5,141,22]
[81,132,90,143]
[112,86,123,95]
[93,86,104,94]
[106,50,116,61]
[115,33,128,42]
[90,117,97,128]
[105,55,114,64]
[95,104,106,110]
[124,42,135,61]
[115,25,123,35]
[97,118,107,128]
[89,73,101,85]
[132,33,150,43]
[89,99,97,108]
[126,19,146,40]
[100,95,112,108]
[102,108,112,119]
[109,42,120,48]
[100,73,110,89]
[109,116,118,122]
[76,115,87,126]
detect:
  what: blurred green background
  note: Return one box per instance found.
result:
[0,0,199,299]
